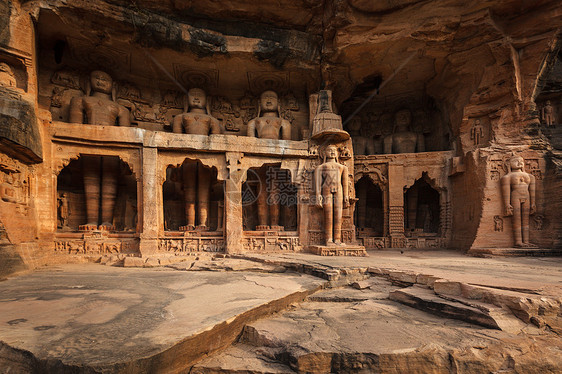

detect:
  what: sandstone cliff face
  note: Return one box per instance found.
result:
[0,0,561,276]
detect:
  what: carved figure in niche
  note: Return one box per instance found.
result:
[542,100,555,127]
[383,109,425,154]
[533,214,544,230]
[471,119,484,146]
[0,62,16,88]
[69,70,130,127]
[347,117,375,155]
[172,89,220,231]
[493,215,503,232]
[501,155,536,247]
[247,90,291,140]
[0,220,8,243]
[173,88,220,135]
[58,192,69,229]
[315,145,350,245]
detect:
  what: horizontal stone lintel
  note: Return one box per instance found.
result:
[50,121,309,157]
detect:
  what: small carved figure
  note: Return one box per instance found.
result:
[0,62,16,88]
[58,192,69,229]
[173,89,220,230]
[493,215,503,232]
[383,109,425,154]
[315,145,350,245]
[470,119,484,146]
[0,220,8,243]
[533,214,544,231]
[542,100,555,127]
[500,155,536,247]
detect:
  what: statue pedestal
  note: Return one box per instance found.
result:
[309,245,367,257]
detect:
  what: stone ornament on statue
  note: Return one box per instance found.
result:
[314,145,350,245]
[500,155,536,247]
[383,109,424,154]
[69,70,130,127]
[172,88,221,135]
[247,90,291,140]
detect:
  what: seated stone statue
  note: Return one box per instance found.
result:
[69,70,130,126]
[172,88,220,135]
[383,109,424,154]
[247,90,291,140]
[347,116,375,155]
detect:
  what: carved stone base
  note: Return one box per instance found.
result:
[98,224,115,231]
[467,247,562,257]
[309,245,367,257]
[79,224,98,231]
[179,225,195,231]
[255,225,270,231]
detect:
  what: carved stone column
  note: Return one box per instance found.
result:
[388,164,406,247]
[224,152,245,254]
[139,146,159,256]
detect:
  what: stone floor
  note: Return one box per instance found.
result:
[0,250,561,373]
[0,264,325,372]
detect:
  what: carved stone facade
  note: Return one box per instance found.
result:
[1,0,561,276]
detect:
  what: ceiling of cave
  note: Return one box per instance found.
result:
[35,0,562,119]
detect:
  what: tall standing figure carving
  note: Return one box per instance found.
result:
[69,70,130,230]
[315,145,350,245]
[173,88,221,230]
[500,155,536,247]
[247,91,291,229]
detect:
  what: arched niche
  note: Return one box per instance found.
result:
[162,159,223,231]
[242,163,297,231]
[404,173,440,235]
[355,176,384,236]
[56,155,137,231]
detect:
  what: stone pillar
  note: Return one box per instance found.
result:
[387,164,406,247]
[224,152,245,254]
[139,146,159,256]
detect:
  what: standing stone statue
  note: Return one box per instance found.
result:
[500,155,536,247]
[58,192,69,229]
[315,145,350,245]
[471,119,484,145]
[542,100,555,127]
[69,71,130,230]
[247,91,291,229]
[383,109,425,154]
[173,88,221,230]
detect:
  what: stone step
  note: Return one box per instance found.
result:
[191,344,295,374]
[389,285,504,329]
